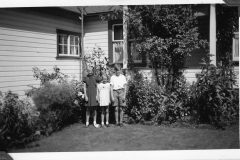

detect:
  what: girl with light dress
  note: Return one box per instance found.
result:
[96,74,113,127]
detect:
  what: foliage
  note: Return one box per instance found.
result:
[0,91,40,149]
[101,5,208,92]
[125,70,190,124]
[28,67,85,135]
[83,45,112,78]
[25,66,71,97]
[187,53,239,128]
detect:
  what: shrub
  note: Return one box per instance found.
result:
[125,70,190,125]
[28,66,85,135]
[0,91,40,150]
[188,54,239,128]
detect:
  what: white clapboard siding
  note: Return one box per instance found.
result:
[0,10,81,33]
[84,17,108,57]
[0,8,83,99]
[0,76,36,83]
[0,40,56,49]
[0,34,56,45]
[0,61,81,66]
[0,65,81,72]
[0,27,56,40]
[183,69,201,84]
[0,9,81,30]
[0,51,55,57]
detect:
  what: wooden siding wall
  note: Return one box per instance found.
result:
[0,8,83,99]
[83,16,108,59]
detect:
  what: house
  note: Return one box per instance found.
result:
[0,4,238,99]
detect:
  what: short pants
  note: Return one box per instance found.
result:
[113,89,126,106]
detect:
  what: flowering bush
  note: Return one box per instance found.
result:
[0,91,40,149]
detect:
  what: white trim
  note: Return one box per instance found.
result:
[58,34,80,57]
[232,32,239,61]
[209,4,217,65]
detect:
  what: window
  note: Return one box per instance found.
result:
[57,29,81,57]
[112,24,142,63]
[129,40,142,63]
[232,32,239,61]
[112,24,123,63]
[108,20,144,65]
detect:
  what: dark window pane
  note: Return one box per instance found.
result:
[59,35,67,44]
[114,25,123,40]
[70,36,74,45]
[64,46,67,54]
[59,45,63,54]
[75,37,79,44]
[75,46,78,55]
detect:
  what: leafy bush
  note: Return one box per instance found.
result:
[0,91,40,149]
[187,54,239,128]
[125,71,190,125]
[27,66,85,135]
[32,81,84,134]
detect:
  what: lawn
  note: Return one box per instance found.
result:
[10,123,239,152]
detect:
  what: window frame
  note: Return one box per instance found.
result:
[56,29,81,58]
[128,39,143,63]
[112,24,124,63]
[232,32,239,61]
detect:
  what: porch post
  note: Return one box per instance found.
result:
[123,5,128,69]
[81,6,85,79]
[210,4,217,65]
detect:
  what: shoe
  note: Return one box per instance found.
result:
[85,124,89,128]
[114,123,119,127]
[119,123,123,128]
[101,124,105,128]
[94,124,100,128]
[106,124,110,127]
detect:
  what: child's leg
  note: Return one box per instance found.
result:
[115,106,119,124]
[86,108,90,126]
[101,106,105,125]
[106,106,109,125]
[119,106,123,124]
[93,107,97,125]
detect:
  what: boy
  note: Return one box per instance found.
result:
[110,64,127,127]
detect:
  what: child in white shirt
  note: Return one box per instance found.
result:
[110,64,127,128]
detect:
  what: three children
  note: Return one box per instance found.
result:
[83,65,127,128]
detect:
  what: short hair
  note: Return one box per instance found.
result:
[114,64,121,71]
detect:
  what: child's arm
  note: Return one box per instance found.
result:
[123,83,127,100]
[83,83,88,101]
[110,83,114,102]
[96,83,99,102]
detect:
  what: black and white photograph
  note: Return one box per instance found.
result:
[0,0,239,159]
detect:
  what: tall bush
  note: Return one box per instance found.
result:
[188,54,239,128]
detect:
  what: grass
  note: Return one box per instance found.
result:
[9,123,239,152]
